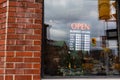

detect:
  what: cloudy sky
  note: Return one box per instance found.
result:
[44,0,117,50]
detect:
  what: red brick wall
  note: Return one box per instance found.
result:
[0,0,43,80]
[0,0,7,79]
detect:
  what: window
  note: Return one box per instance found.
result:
[43,0,120,77]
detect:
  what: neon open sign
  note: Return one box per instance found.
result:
[71,23,90,30]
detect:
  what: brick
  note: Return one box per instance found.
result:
[15,63,32,68]
[34,29,42,34]
[16,28,33,34]
[9,7,16,12]
[0,69,4,74]
[0,0,6,4]
[0,23,6,29]
[0,7,7,13]
[34,40,41,45]
[0,57,4,62]
[35,13,42,19]
[35,19,42,24]
[0,13,6,19]
[25,35,41,40]
[0,29,5,34]
[26,0,35,2]
[7,28,15,33]
[6,69,15,74]
[16,52,33,57]
[33,64,40,68]
[6,57,23,62]
[15,69,24,74]
[26,2,39,8]
[25,13,34,18]
[16,13,26,18]
[9,1,18,7]
[8,23,18,28]
[17,18,27,23]
[16,40,33,45]
[10,23,26,28]
[7,40,16,45]
[0,62,4,68]
[6,52,14,57]
[7,34,24,39]
[8,17,16,23]
[16,8,26,13]
[0,52,5,57]
[0,46,5,51]
[16,18,33,23]
[7,46,16,51]
[26,8,35,13]
[24,69,40,74]
[25,13,42,18]
[15,75,32,80]
[6,63,14,68]
[9,0,17,1]
[9,1,26,8]
[25,46,41,51]
[16,24,26,28]
[10,1,28,8]
[0,35,6,39]
[34,52,40,57]
[24,58,40,62]
[8,12,16,17]
[0,40,5,45]
[7,46,24,51]
[0,76,4,80]
[35,8,42,13]
[17,0,35,2]
[16,7,35,13]
[10,1,33,8]
[5,75,13,80]
[26,24,42,29]
[33,75,40,80]
[0,18,6,24]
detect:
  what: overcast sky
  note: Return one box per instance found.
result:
[44,0,117,50]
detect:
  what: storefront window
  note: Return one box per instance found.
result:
[43,0,119,77]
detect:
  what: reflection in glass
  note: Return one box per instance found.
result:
[43,0,119,77]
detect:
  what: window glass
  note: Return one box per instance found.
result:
[43,0,119,77]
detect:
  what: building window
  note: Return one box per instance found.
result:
[43,0,119,77]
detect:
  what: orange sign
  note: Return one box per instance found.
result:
[71,23,90,30]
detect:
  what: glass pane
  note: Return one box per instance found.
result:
[43,0,118,77]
